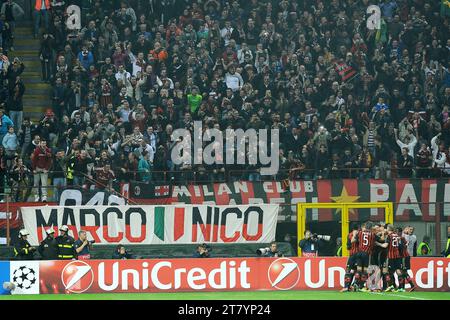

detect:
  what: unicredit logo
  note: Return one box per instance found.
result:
[61,260,94,293]
[267,258,300,290]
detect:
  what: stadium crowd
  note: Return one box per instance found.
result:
[0,0,449,202]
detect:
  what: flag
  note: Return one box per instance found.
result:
[335,61,357,82]
[442,0,450,16]
[375,19,387,44]
[155,185,171,197]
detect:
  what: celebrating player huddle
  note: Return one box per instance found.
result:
[341,222,415,293]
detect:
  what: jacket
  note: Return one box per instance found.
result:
[34,0,50,10]
[1,2,25,20]
[14,238,35,260]
[55,234,76,260]
[2,132,17,151]
[0,114,13,135]
[31,146,53,170]
[38,236,58,260]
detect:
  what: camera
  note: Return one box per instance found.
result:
[89,240,96,244]
[256,247,270,256]
[311,234,331,241]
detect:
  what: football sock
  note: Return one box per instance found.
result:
[398,276,405,289]
[403,272,414,287]
[354,272,362,288]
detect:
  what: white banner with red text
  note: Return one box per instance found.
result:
[20,205,279,245]
[1,257,448,294]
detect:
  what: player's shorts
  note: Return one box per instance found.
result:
[346,254,357,270]
[355,251,370,268]
[388,258,403,271]
[402,256,411,270]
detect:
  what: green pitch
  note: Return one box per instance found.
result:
[0,291,449,300]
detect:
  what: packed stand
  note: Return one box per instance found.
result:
[1,0,450,202]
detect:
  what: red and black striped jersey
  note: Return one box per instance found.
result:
[387,233,403,259]
[347,232,359,256]
[357,230,376,255]
[401,236,410,258]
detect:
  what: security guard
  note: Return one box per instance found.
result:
[38,228,58,260]
[14,229,36,260]
[417,236,432,256]
[55,225,76,260]
[335,237,342,257]
[444,227,450,258]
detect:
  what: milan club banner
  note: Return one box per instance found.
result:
[1,257,448,295]
[20,205,279,246]
[57,179,450,222]
[169,179,450,222]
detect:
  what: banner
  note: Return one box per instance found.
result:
[129,181,172,199]
[21,205,279,246]
[1,257,448,294]
[169,179,450,222]
[55,179,450,222]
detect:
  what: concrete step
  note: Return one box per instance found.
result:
[14,38,39,45]
[13,33,35,40]
[22,60,41,68]
[26,88,51,96]
[14,44,40,51]
[14,27,33,36]
[27,82,51,90]
[14,56,40,62]
[23,77,46,83]
[23,100,50,106]
[22,72,41,77]
[23,94,50,101]
[9,50,38,56]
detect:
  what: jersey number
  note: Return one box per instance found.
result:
[362,233,369,246]
[391,237,399,247]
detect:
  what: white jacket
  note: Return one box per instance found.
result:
[396,135,417,157]
[431,134,450,173]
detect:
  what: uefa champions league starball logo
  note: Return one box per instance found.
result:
[12,266,37,290]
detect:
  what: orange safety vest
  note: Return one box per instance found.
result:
[35,0,51,10]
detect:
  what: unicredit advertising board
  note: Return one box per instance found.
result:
[21,205,279,245]
[1,258,448,295]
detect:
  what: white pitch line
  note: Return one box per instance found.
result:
[366,291,427,300]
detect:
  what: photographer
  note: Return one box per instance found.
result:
[74,230,94,260]
[257,241,284,257]
[193,243,211,258]
[112,245,135,259]
[299,230,329,257]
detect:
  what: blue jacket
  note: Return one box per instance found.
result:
[0,115,13,135]
[2,132,17,151]
[77,51,94,70]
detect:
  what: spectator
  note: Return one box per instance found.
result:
[31,138,52,202]
[33,0,51,38]
[0,109,13,142]
[2,125,16,156]
[0,0,448,190]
